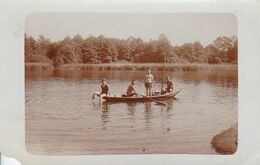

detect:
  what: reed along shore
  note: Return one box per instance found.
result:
[25,63,238,72]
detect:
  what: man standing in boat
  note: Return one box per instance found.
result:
[161,76,174,94]
[92,78,111,100]
[122,80,137,97]
[144,69,154,96]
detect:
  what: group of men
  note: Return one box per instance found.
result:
[92,69,174,99]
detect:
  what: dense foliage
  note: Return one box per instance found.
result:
[25,34,238,66]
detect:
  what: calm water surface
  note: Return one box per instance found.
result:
[25,70,237,155]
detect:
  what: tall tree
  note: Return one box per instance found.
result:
[226,39,238,63]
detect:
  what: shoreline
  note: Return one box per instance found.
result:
[211,123,238,154]
[25,63,238,72]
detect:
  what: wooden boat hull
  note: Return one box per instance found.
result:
[102,89,181,103]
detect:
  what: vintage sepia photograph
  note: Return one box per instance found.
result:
[25,13,238,155]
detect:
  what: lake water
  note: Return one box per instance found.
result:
[25,70,237,155]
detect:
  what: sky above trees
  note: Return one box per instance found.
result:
[25,13,237,46]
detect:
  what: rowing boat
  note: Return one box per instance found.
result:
[102,89,182,102]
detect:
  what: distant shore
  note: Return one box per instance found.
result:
[211,123,238,154]
[25,63,238,72]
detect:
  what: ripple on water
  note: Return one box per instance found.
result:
[25,70,237,155]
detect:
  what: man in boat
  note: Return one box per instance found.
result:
[92,78,111,100]
[122,80,137,97]
[161,76,174,94]
[144,69,154,96]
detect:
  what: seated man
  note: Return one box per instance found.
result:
[92,78,111,99]
[161,76,174,94]
[122,80,137,97]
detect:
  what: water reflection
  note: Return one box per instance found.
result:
[100,99,176,131]
[100,102,110,130]
[126,102,137,116]
[167,98,175,111]
[25,69,238,155]
[144,102,152,130]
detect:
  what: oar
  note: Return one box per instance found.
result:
[137,93,166,106]
[174,88,183,96]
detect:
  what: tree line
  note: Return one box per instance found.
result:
[25,34,238,66]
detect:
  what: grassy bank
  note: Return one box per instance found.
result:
[25,63,237,72]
